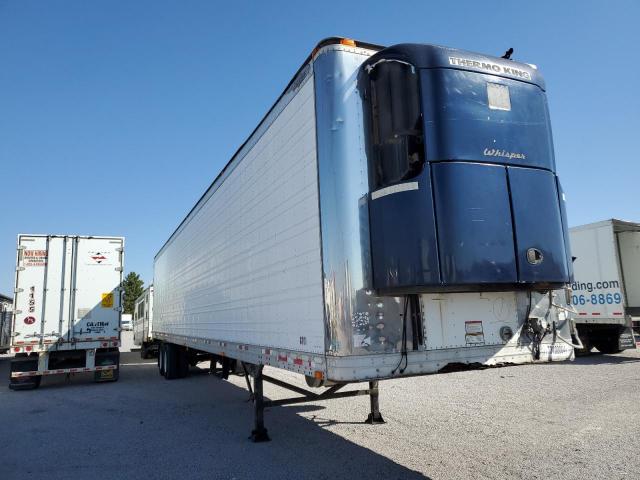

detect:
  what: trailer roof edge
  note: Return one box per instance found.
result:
[154,37,384,260]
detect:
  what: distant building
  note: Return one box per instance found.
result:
[0,293,12,311]
[0,293,12,352]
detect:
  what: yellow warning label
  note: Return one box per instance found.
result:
[101,293,114,308]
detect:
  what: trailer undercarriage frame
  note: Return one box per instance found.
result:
[240,363,384,442]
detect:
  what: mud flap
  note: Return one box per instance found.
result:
[619,327,636,350]
[9,357,41,390]
[94,349,120,383]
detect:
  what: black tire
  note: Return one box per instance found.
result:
[141,344,151,360]
[164,343,179,380]
[158,343,166,376]
[9,375,41,390]
[594,337,623,354]
[177,348,189,378]
[574,331,592,356]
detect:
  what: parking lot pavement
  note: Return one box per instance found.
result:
[1,349,639,480]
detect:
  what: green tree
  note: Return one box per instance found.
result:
[121,272,144,314]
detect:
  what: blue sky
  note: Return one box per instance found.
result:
[1,1,639,294]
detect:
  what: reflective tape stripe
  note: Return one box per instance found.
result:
[371,182,419,200]
[11,365,117,378]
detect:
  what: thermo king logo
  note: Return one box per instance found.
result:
[448,57,532,80]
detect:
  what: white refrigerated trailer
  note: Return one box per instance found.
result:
[133,285,156,358]
[9,234,124,389]
[570,219,639,353]
[153,38,577,441]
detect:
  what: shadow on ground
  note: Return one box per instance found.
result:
[0,353,429,480]
[572,351,640,366]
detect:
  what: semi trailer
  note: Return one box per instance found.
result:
[8,234,124,389]
[133,285,156,358]
[153,38,577,441]
[0,293,12,354]
[570,219,639,353]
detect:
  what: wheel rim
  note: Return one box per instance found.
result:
[163,346,167,373]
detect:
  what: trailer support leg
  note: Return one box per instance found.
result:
[365,381,385,424]
[250,366,270,442]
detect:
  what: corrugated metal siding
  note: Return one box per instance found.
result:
[154,76,325,353]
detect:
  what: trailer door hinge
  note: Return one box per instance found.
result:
[16,266,25,271]
[14,310,22,314]
[115,247,123,252]
[15,287,24,293]
[115,267,123,272]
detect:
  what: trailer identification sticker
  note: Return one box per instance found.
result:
[28,285,36,313]
[101,293,114,308]
[465,321,485,345]
[24,250,47,267]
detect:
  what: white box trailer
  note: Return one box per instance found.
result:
[133,285,155,358]
[569,219,639,353]
[153,38,577,441]
[9,234,124,389]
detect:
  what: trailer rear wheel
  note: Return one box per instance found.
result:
[9,375,41,390]
[158,343,166,376]
[593,337,623,354]
[574,331,592,356]
[163,343,179,380]
[176,348,189,378]
[9,356,41,390]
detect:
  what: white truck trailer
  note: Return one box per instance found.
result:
[153,38,577,441]
[8,234,124,389]
[133,285,156,358]
[569,219,639,353]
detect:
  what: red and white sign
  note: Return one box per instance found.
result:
[24,250,47,267]
[23,316,36,325]
[88,251,111,265]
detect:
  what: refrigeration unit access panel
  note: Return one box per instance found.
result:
[359,44,572,294]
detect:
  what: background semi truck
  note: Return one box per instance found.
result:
[570,219,639,354]
[133,285,155,358]
[0,293,12,354]
[152,38,577,441]
[9,234,124,389]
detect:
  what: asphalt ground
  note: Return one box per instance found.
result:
[1,335,638,480]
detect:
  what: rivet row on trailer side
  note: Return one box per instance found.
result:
[8,234,124,389]
[152,38,579,441]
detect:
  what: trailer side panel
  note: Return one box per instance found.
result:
[153,71,325,354]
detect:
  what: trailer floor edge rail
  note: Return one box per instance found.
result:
[244,363,384,443]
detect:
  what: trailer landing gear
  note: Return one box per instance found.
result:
[365,381,385,424]
[250,365,270,443]
[242,363,384,442]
